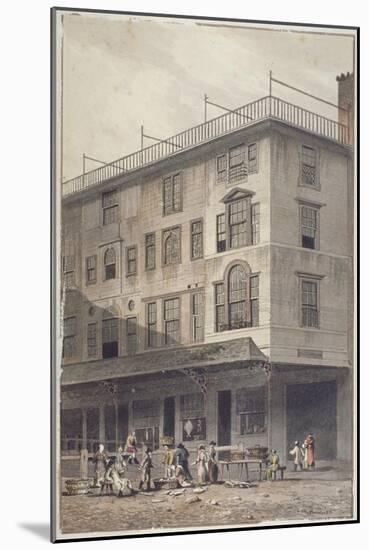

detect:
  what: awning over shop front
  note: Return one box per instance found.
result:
[61,337,268,386]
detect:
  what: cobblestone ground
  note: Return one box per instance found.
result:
[61,469,354,535]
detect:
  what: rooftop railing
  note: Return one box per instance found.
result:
[62,95,349,197]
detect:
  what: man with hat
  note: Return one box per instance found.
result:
[289,441,304,471]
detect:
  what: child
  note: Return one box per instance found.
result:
[289,441,304,471]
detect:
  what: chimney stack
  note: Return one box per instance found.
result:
[336,72,354,145]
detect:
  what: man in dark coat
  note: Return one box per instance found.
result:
[175,443,192,480]
[138,446,154,491]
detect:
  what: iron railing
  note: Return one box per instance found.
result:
[62,95,349,197]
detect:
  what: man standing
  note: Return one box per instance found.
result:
[289,441,304,471]
[162,445,175,478]
[175,443,192,480]
[124,431,139,464]
[138,446,154,491]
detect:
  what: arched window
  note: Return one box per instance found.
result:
[228,265,247,329]
[163,228,180,265]
[104,248,116,280]
[215,262,259,332]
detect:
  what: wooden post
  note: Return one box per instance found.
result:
[80,449,89,480]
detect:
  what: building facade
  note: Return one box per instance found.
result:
[60,77,354,467]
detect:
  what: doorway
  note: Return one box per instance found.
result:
[217,390,232,459]
[286,381,337,460]
[117,404,129,448]
[163,397,175,439]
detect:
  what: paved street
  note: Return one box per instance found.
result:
[61,463,354,535]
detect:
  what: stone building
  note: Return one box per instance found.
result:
[60,75,355,467]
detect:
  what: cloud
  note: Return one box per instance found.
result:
[61,13,354,181]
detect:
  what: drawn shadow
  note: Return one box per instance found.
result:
[18,523,49,541]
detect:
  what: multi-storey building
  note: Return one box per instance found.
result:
[60,73,354,467]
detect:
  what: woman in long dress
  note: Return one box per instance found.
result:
[193,445,209,484]
[304,433,316,468]
[208,441,219,483]
[93,444,108,487]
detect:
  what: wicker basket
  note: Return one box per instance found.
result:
[153,478,178,490]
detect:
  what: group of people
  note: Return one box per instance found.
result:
[92,443,134,496]
[163,440,219,486]
[289,433,316,471]
[92,433,219,494]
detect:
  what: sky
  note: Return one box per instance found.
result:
[60,12,355,182]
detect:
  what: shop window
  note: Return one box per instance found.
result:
[236,386,266,434]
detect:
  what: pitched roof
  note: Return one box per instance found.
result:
[62,337,267,386]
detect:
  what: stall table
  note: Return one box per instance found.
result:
[218,459,268,482]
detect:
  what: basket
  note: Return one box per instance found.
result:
[160,436,174,446]
[246,446,268,459]
[153,478,178,490]
[231,451,245,461]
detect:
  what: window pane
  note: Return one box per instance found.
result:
[87,323,97,357]
[302,146,316,167]
[217,154,227,181]
[229,265,247,302]
[229,199,247,248]
[163,228,180,265]
[127,247,137,274]
[164,298,180,320]
[64,317,76,337]
[192,293,204,341]
[251,203,260,244]
[215,283,225,305]
[173,175,181,212]
[229,145,247,182]
[102,190,118,208]
[229,145,245,167]
[147,303,157,348]
[127,317,137,353]
[163,178,173,214]
[103,205,118,225]
[216,213,226,252]
[301,147,317,186]
[191,220,203,259]
[104,248,115,265]
[229,265,247,329]
[63,255,75,272]
[164,298,180,344]
[248,143,257,173]
[301,280,318,328]
[105,264,116,280]
[216,305,225,332]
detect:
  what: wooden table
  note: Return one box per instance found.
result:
[218,459,268,482]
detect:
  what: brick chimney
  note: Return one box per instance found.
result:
[336,72,354,144]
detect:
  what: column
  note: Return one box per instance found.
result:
[115,401,119,451]
[81,408,87,449]
[99,404,105,444]
[336,369,353,462]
